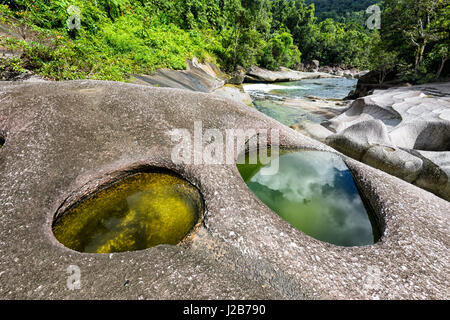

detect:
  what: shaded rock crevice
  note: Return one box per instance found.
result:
[0,129,5,147]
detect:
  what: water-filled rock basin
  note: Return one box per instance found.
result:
[53,171,203,253]
[237,150,380,247]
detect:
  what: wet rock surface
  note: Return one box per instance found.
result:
[0,81,448,299]
[325,82,450,201]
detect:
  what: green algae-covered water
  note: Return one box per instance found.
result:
[237,150,380,247]
[53,171,203,253]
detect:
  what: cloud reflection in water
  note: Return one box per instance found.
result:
[238,150,380,247]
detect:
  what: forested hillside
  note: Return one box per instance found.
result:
[306,0,377,21]
[0,0,448,83]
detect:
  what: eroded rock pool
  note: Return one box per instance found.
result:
[53,171,203,253]
[237,150,380,247]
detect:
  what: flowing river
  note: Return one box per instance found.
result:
[243,77,358,127]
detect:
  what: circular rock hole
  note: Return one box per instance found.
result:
[52,169,204,253]
[237,148,381,247]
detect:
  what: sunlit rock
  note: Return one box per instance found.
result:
[325,83,450,200]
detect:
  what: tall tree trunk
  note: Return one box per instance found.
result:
[436,56,448,80]
[233,27,239,69]
[415,42,426,71]
[414,17,427,72]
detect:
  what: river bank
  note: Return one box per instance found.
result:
[130,59,362,107]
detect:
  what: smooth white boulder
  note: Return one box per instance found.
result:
[326,82,450,200]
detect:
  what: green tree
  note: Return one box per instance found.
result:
[431,44,449,79]
[259,28,301,70]
[382,0,448,73]
[271,0,316,61]
[429,2,450,79]
[369,32,398,83]
[218,0,272,70]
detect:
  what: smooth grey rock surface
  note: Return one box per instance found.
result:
[290,120,334,143]
[133,58,226,93]
[362,146,424,183]
[0,81,448,300]
[212,84,253,107]
[325,83,450,201]
[132,59,253,106]
[133,68,224,93]
[327,120,392,160]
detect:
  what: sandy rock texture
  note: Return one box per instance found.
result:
[0,81,448,300]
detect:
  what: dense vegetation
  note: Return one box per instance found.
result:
[305,0,377,22]
[378,0,450,82]
[0,0,448,83]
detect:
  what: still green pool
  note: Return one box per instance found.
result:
[53,171,203,253]
[237,150,380,247]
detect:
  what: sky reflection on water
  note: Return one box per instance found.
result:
[238,150,380,247]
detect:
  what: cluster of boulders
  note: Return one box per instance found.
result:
[300,60,320,72]
[318,66,368,79]
[323,83,450,201]
[135,58,365,90]
[243,65,336,83]
[296,60,369,79]
[242,63,368,83]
